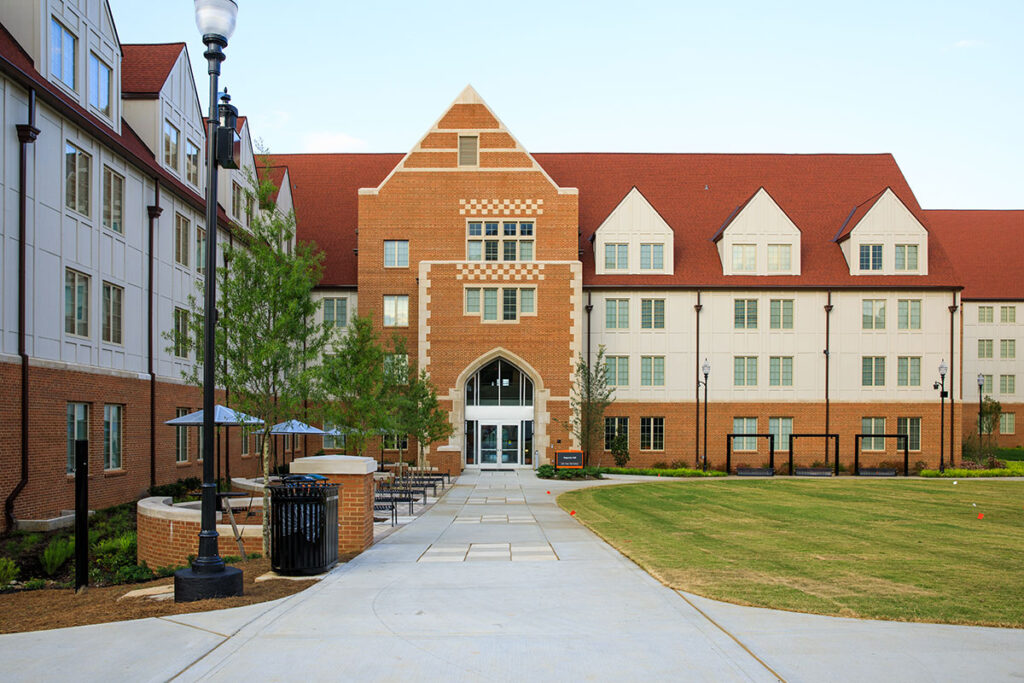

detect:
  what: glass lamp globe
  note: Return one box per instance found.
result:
[195,0,238,41]
[939,360,948,377]
[978,373,985,388]
[702,359,711,377]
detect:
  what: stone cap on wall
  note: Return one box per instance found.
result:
[290,455,378,475]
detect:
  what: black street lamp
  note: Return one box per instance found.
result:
[175,0,242,603]
[933,360,948,473]
[977,372,985,442]
[697,359,710,471]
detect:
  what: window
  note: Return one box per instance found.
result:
[1000,413,1016,435]
[978,339,994,359]
[503,288,518,321]
[981,374,993,395]
[465,288,480,314]
[88,53,111,116]
[767,244,791,272]
[640,417,664,450]
[384,240,409,268]
[1000,339,1016,359]
[383,295,409,327]
[102,167,123,233]
[51,19,76,89]
[163,121,180,171]
[240,427,250,456]
[173,308,189,357]
[520,288,535,315]
[231,182,243,220]
[194,313,205,363]
[467,221,531,262]
[862,417,886,451]
[898,299,921,330]
[385,353,409,383]
[606,356,629,386]
[895,244,918,271]
[862,357,885,386]
[483,288,498,321]
[458,135,478,166]
[186,141,200,186]
[101,282,122,344]
[1000,375,1015,394]
[734,299,757,329]
[65,142,91,216]
[103,404,122,470]
[770,299,793,329]
[640,243,664,270]
[197,426,204,460]
[862,300,886,330]
[640,356,665,387]
[503,239,517,262]
[769,417,793,452]
[641,299,665,329]
[323,297,348,328]
[734,356,757,386]
[604,417,628,450]
[173,408,189,462]
[467,240,482,261]
[66,403,88,473]
[859,244,882,271]
[979,306,994,323]
[769,356,793,386]
[383,433,409,450]
[64,269,90,337]
[323,423,345,450]
[196,228,207,276]
[1001,306,1016,324]
[897,357,921,387]
[733,417,757,451]
[606,299,629,329]
[484,240,498,261]
[897,417,921,451]
[605,243,628,270]
[732,244,755,271]
[520,240,534,261]
[174,214,190,267]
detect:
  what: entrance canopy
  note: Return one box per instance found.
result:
[165,405,263,426]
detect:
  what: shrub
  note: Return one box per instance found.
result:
[669,459,689,470]
[610,434,630,468]
[0,557,19,587]
[93,532,138,579]
[23,578,46,590]
[182,476,201,491]
[536,464,556,479]
[114,563,154,585]
[40,537,75,576]
[651,461,668,470]
[600,466,727,478]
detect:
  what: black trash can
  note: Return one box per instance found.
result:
[269,482,339,575]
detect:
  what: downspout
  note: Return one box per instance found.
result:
[584,291,593,466]
[694,292,703,468]
[949,294,959,466]
[585,291,593,367]
[147,182,163,490]
[5,90,39,530]
[824,291,833,461]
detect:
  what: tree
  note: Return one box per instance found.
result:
[403,368,455,469]
[610,432,630,468]
[965,396,1003,464]
[319,316,393,458]
[167,166,332,553]
[560,346,615,467]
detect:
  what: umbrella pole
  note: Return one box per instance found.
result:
[216,426,221,490]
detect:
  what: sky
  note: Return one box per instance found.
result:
[108,0,1023,209]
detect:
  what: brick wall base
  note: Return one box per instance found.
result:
[136,497,262,570]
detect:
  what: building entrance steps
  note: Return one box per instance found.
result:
[3,471,1024,681]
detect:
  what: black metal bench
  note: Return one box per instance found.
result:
[793,467,833,477]
[736,467,775,477]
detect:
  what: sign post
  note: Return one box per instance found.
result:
[74,439,88,592]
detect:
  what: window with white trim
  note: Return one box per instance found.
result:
[732,244,755,272]
[640,417,664,450]
[65,142,91,216]
[467,221,533,262]
[323,423,345,450]
[101,282,122,344]
[383,295,408,327]
[163,121,179,171]
[186,141,200,186]
[465,287,534,322]
[978,306,994,323]
[862,417,885,451]
[103,404,123,470]
[383,433,409,450]
[384,240,409,268]
[1000,375,1015,394]
[1000,413,1016,435]
[895,244,918,271]
[173,308,189,358]
[767,244,791,272]
[862,356,885,386]
[734,299,757,329]
[102,167,123,233]
[232,181,243,219]
[323,297,348,328]
[862,299,885,330]
[640,243,664,270]
[1001,306,1016,324]
[196,228,207,276]
[769,417,793,452]
[88,53,111,116]
[65,269,90,337]
[734,356,757,386]
[67,402,89,473]
[604,417,628,450]
[458,136,478,166]
[733,417,757,450]
[640,356,665,386]
[769,356,792,386]
[174,408,189,462]
[770,299,793,329]
[605,243,628,270]
[51,19,76,89]
[978,339,993,359]
[606,356,629,387]
[897,417,921,451]
[859,244,882,271]
[898,299,921,330]
[174,214,190,267]
[981,374,993,395]
[641,299,665,329]
[897,356,921,386]
[606,299,628,329]
[1000,339,1016,359]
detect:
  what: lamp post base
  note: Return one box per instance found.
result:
[174,566,243,602]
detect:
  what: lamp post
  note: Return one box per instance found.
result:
[933,360,948,473]
[697,359,710,471]
[175,0,242,603]
[977,372,985,441]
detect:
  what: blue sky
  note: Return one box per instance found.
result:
[109,0,1022,208]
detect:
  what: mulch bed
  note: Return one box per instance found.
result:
[0,556,318,634]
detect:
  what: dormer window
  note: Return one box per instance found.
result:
[458,136,478,166]
[88,53,111,117]
[51,19,77,90]
[640,244,664,270]
[163,121,180,172]
[859,244,882,271]
[732,244,756,272]
[895,244,918,271]
[767,244,791,272]
[605,244,628,270]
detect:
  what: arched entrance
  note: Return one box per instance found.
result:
[464,359,535,467]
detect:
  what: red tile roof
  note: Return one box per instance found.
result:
[833,187,887,242]
[256,163,288,205]
[925,210,1024,300]
[121,43,183,97]
[268,154,403,285]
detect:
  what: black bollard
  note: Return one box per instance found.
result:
[75,439,88,592]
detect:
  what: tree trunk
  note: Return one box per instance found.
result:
[261,435,271,556]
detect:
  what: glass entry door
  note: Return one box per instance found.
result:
[480,424,498,464]
[474,422,521,466]
[501,424,519,464]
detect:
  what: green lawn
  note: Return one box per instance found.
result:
[559,479,1024,627]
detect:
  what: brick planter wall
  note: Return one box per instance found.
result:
[136,497,262,570]
[290,455,377,556]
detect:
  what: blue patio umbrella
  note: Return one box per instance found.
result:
[257,419,326,435]
[165,405,263,426]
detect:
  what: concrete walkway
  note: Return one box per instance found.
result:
[2,470,1023,681]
